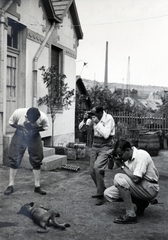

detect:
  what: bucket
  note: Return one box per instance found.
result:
[75,143,86,159]
[66,143,86,160]
[138,132,160,156]
[67,148,76,160]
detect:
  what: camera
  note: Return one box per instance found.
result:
[83,111,94,126]
[85,111,95,119]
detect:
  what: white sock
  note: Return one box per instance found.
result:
[33,169,41,187]
[9,168,18,186]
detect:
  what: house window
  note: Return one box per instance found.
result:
[51,45,63,73]
[7,55,17,97]
[7,18,19,49]
[51,45,63,111]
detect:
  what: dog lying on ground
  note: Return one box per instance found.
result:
[17,202,70,233]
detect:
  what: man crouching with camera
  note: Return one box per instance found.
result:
[104,139,159,224]
[79,106,115,205]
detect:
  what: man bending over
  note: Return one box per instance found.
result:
[4,107,49,195]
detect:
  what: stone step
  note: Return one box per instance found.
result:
[41,154,67,171]
[21,147,67,170]
[158,149,168,158]
[23,147,55,160]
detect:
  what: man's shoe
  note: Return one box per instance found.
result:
[112,198,123,202]
[95,197,105,206]
[92,194,104,198]
[34,187,46,195]
[114,215,137,224]
[4,186,14,195]
[150,199,158,204]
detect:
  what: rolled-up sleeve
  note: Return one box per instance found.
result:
[79,120,86,130]
[40,112,49,131]
[94,116,115,139]
[9,109,19,125]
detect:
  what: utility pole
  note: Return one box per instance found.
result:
[104,41,108,88]
[94,73,96,88]
[125,56,130,97]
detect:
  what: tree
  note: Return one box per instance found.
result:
[37,65,74,146]
[86,83,127,112]
[76,82,147,114]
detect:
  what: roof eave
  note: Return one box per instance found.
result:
[41,0,62,24]
[70,0,83,40]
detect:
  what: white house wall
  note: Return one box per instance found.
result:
[49,12,77,145]
[57,12,77,50]
[25,39,51,133]
[26,39,39,106]
[23,7,77,145]
[51,54,76,146]
[17,1,59,140]
[36,45,52,138]
[36,8,78,145]
[16,0,49,36]
[27,40,49,106]
[1,0,82,160]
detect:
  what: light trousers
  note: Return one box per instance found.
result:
[104,173,159,202]
[90,145,111,195]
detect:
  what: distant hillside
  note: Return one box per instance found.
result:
[81,78,168,111]
[82,78,168,99]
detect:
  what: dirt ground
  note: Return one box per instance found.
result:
[0,148,168,240]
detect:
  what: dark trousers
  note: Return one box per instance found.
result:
[9,129,43,170]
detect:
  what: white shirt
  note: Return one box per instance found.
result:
[9,108,49,131]
[79,111,115,139]
[93,111,115,139]
[125,147,159,182]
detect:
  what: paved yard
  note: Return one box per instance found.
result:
[0,149,168,240]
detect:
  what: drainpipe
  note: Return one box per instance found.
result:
[32,22,56,107]
[2,0,14,11]
[0,10,6,113]
[0,10,5,164]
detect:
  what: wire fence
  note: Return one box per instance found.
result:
[111,111,167,140]
[75,110,168,147]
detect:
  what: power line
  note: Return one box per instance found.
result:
[60,13,168,28]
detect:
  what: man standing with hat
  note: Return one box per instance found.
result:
[79,106,115,205]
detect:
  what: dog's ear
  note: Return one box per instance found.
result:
[55,213,60,217]
[17,207,23,215]
[29,202,34,207]
[17,204,32,219]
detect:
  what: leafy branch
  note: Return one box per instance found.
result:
[37,65,74,146]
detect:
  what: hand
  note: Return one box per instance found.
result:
[22,128,29,136]
[91,116,99,124]
[84,112,89,119]
[83,113,89,123]
[107,149,114,160]
[24,122,33,131]
[86,118,92,126]
[15,125,28,135]
[114,156,124,167]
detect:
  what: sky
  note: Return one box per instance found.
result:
[75,0,168,87]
